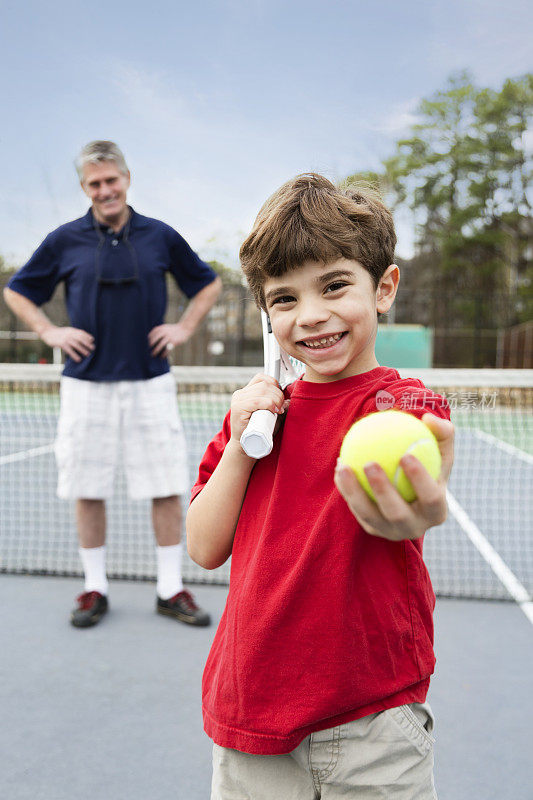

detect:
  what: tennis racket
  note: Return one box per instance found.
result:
[240,310,301,458]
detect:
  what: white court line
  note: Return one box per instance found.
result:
[447,491,533,626]
[473,429,533,465]
[0,443,55,466]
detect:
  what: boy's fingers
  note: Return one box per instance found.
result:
[248,373,280,388]
[245,377,284,407]
[251,389,285,413]
[234,382,285,417]
[399,455,447,527]
[337,460,443,540]
[334,464,381,534]
[421,414,454,481]
[362,463,413,534]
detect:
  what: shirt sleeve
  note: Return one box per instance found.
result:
[385,378,451,422]
[166,227,218,299]
[189,410,232,503]
[7,233,61,306]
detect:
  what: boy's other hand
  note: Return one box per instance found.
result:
[230,373,288,447]
[334,414,455,541]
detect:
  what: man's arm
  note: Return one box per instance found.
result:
[3,287,94,363]
[177,276,222,337]
[149,277,222,356]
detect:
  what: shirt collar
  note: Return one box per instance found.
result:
[80,206,148,232]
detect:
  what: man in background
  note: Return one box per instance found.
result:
[4,141,221,628]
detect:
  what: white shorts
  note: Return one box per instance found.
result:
[55,373,189,500]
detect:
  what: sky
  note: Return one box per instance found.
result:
[1,0,531,268]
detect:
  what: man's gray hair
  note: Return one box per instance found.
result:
[75,140,129,181]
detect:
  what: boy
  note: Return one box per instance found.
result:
[187,174,454,799]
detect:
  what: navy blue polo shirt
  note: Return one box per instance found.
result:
[8,208,217,381]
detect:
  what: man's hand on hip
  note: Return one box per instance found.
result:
[148,323,192,357]
[41,326,95,362]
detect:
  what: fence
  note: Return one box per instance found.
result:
[0,283,531,369]
[497,321,533,368]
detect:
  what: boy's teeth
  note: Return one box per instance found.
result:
[304,333,343,348]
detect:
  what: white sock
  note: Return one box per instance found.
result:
[79,545,109,595]
[156,543,184,599]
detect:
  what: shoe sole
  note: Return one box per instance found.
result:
[156,606,210,627]
[70,609,108,628]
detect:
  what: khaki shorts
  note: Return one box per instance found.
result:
[55,373,188,500]
[211,702,437,800]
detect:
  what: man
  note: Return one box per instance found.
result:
[4,141,221,628]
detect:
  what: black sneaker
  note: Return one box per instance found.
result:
[157,589,211,627]
[71,591,108,628]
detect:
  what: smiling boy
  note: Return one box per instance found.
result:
[187,174,454,799]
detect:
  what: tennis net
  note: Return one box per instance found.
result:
[1,364,531,601]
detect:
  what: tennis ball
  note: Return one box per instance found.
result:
[339,410,441,503]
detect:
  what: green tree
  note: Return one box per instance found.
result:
[376,72,532,328]
[208,259,245,287]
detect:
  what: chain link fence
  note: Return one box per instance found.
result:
[1,274,531,368]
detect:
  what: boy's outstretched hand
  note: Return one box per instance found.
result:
[334,414,455,541]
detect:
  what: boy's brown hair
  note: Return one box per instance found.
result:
[240,173,396,308]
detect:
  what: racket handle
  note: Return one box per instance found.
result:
[240,409,277,458]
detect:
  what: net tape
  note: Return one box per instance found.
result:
[1,365,531,601]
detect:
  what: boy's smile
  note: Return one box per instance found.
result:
[299,331,346,349]
[264,258,399,383]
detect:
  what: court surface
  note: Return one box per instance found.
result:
[1,574,531,800]
[2,382,532,603]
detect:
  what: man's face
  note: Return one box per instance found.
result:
[81,161,130,227]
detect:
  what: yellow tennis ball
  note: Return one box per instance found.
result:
[339,410,441,503]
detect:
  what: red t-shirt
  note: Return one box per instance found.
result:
[191,367,450,755]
